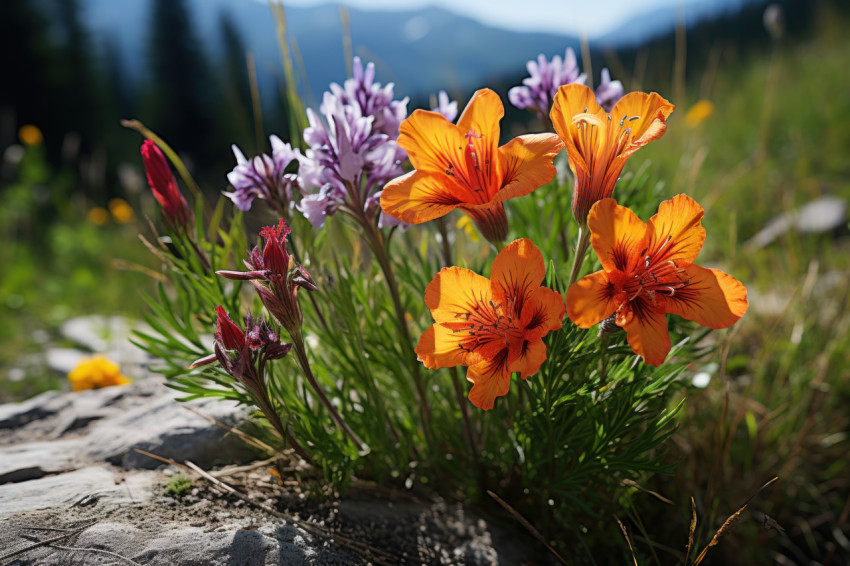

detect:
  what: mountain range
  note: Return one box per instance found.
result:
[80,0,758,102]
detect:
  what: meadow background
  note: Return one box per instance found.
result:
[1,0,849,563]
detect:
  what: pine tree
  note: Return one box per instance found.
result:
[145,0,216,171]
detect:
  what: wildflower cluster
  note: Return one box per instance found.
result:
[226,135,300,214]
[296,57,409,230]
[508,47,625,121]
[134,45,748,558]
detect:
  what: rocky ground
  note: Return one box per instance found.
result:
[0,376,540,565]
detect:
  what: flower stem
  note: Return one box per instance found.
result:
[291,332,367,453]
[251,389,313,464]
[360,217,432,441]
[568,225,591,286]
[438,217,480,460]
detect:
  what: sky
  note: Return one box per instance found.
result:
[272,0,726,38]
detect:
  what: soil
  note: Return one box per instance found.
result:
[0,461,544,565]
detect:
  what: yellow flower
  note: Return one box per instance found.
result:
[109,198,135,223]
[455,214,480,242]
[67,355,132,391]
[88,207,110,225]
[19,124,43,146]
[685,100,714,128]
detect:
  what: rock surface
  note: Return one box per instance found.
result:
[745,195,848,249]
[0,379,538,565]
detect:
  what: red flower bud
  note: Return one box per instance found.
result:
[215,305,245,350]
[259,220,291,275]
[141,140,191,229]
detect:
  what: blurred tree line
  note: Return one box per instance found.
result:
[0,0,288,195]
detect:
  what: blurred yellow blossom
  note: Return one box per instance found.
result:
[88,207,110,225]
[67,355,132,391]
[109,198,135,223]
[455,215,480,243]
[19,124,43,146]
[685,100,714,127]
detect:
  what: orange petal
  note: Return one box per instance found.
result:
[587,198,647,273]
[566,270,619,328]
[456,89,503,156]
[398,109,466,174]
[645,194,706,265]
[665,265,748,329]
[466,353,511,411]
[416,324,481,370]
[424,266,494,325]
[508,339,547,380]
[520,287,565,341]
[550,84,605,177]
[620,303,671,366]
[381,170,463,224]
[495,133,563,203]
[490,238,545,311]
[610,91,674,159]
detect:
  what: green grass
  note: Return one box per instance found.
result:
[0,147,158,402]
[612,5,850,563]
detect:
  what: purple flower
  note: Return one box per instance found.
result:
[432,90,458,122]
[296,59,409,229]
[508,48,586,121]
[328,57,409,139]
[225,135,301,214]
[594,68,624,112]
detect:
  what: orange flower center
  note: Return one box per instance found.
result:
[445,130,494,205]
[448,297,523,353]
[613,236,691,308]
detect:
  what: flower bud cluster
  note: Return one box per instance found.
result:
[217,220,317,338]
[192,305,291,386]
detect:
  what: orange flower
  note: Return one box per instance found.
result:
[381,89,563,244]
[566,195,748,366]
[416,239,565,410]
[551,84,674,227]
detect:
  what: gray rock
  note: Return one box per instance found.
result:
[0,439,85,483]
[44,347,88,375]
[746,195,848,249]
[0,378,257,472]
[0,465,158,516]
[57,315,157,378]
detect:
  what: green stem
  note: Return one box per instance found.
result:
[568,225,592,287]
[292,332,366,453]
[250,388,313,464]
[438,218,481,474]
[360,217,432,441]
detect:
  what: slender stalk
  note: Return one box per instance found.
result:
[359,216,432,439]
[249,388,313,464]
[438,217,480,460]
[291,332,366,452]
[568,225,592,286]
